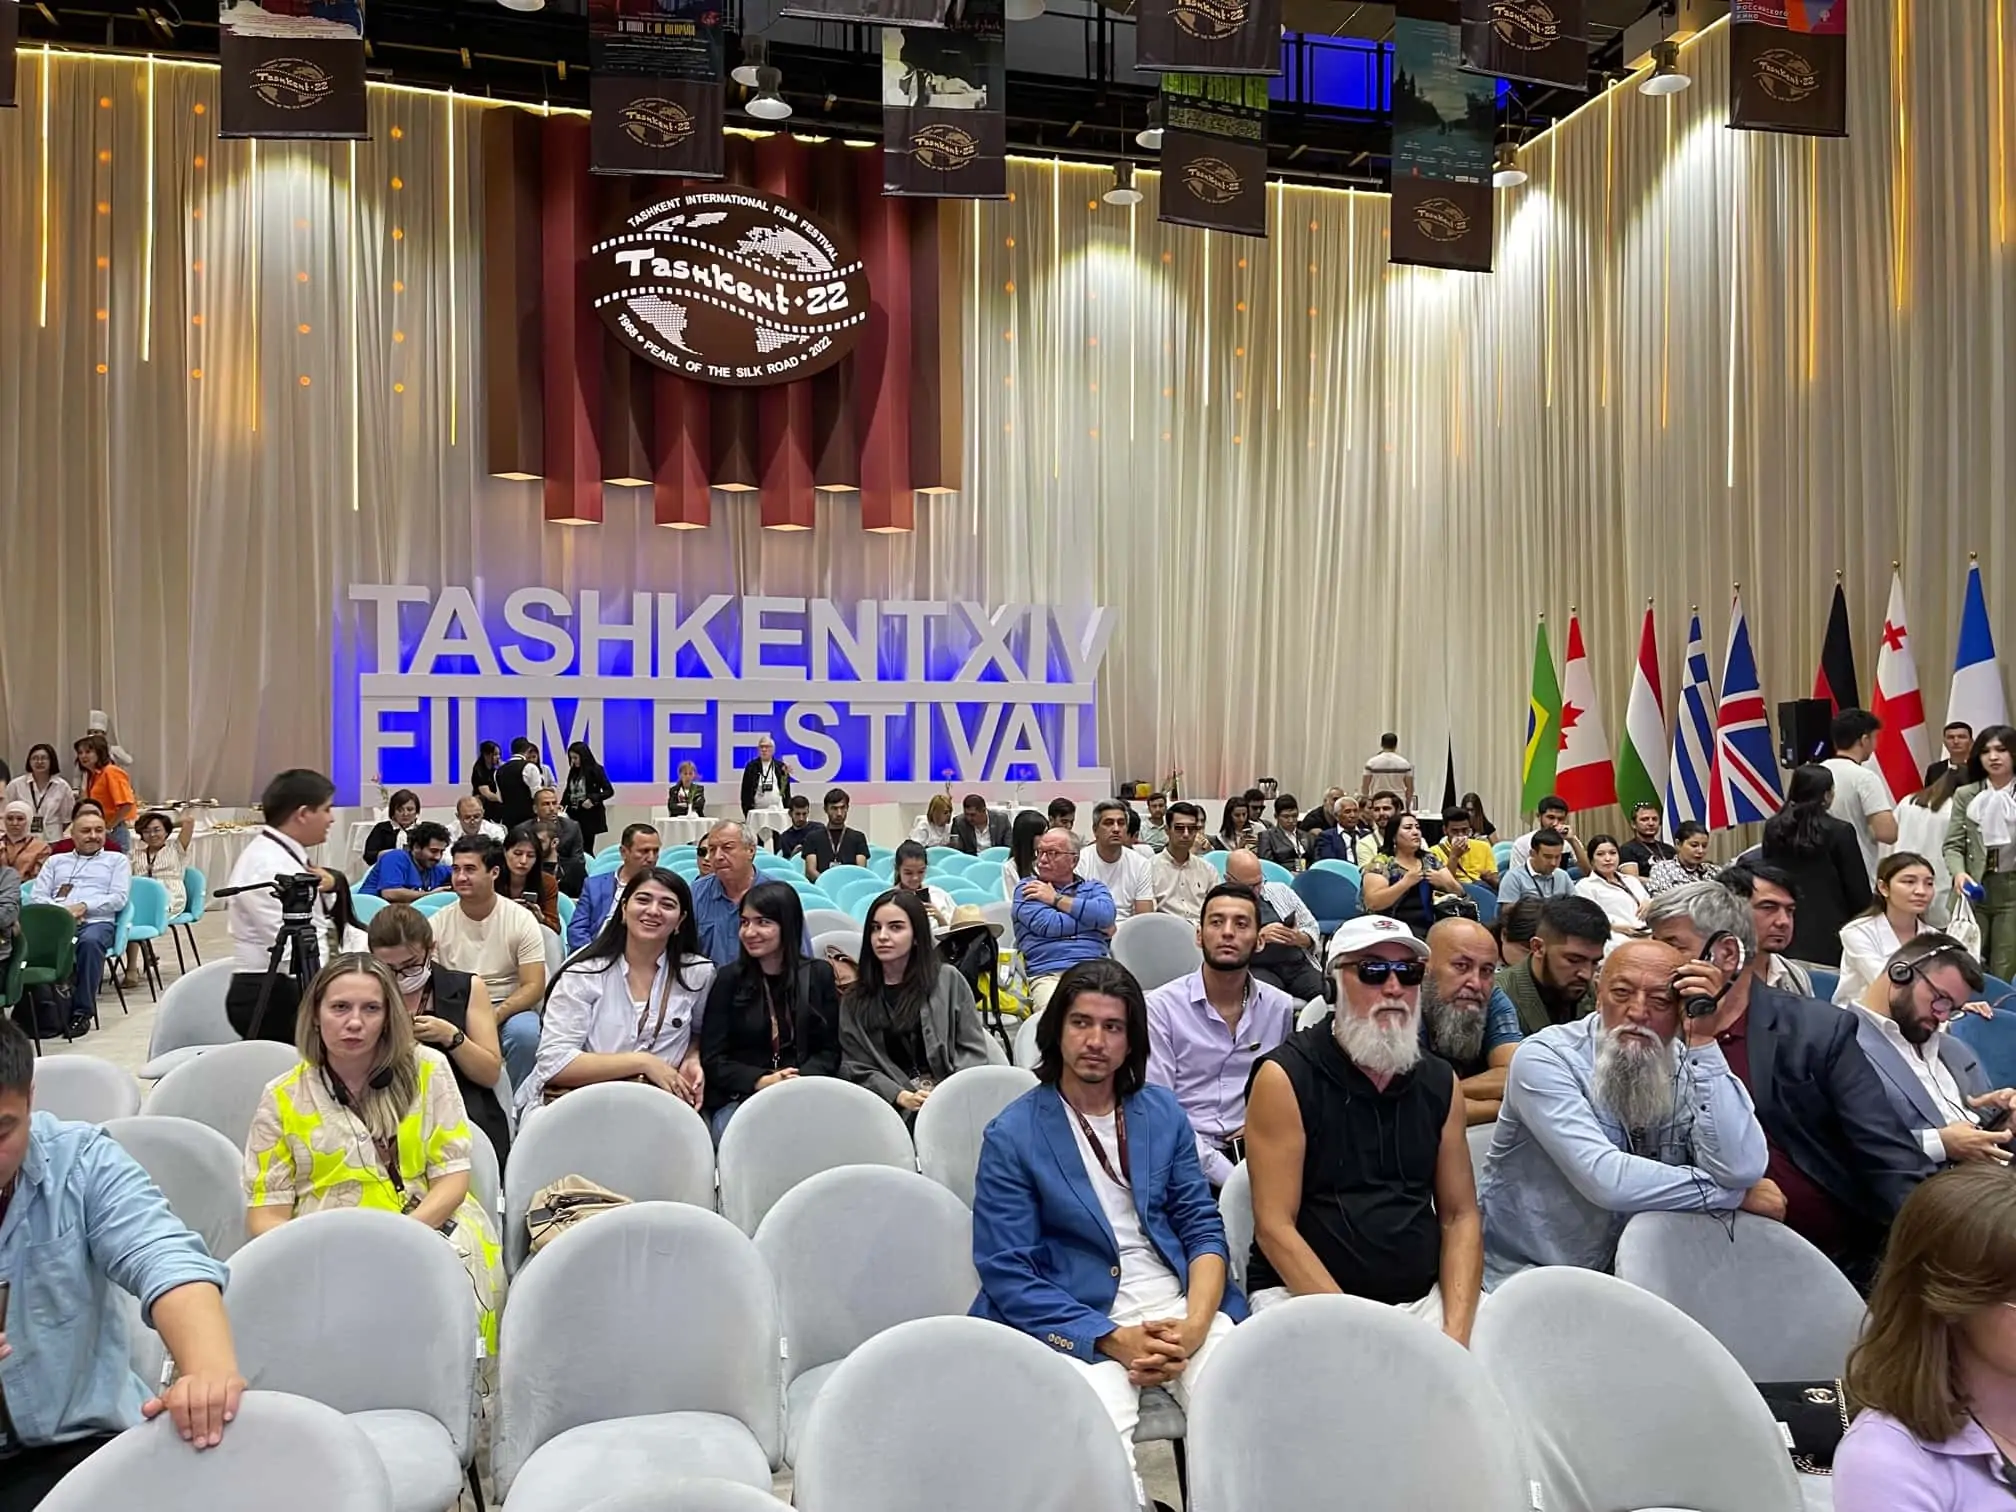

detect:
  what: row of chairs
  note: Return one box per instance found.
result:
[3,874,204,1050]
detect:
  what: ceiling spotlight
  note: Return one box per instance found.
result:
[731,36,767,89]
[746,66,793,121]
[1135,119,1163,151]
[496,0,546,9]
[1491,142,1527,189]
[1005,0,1046,18]
[1640,39,1692,96]
[1103,161,1143,206]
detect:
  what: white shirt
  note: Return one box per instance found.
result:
[226,828,338,973]
[750,761,784,808]
[1835,914,1917,1008]
[1823,756,1895,882]
[455,821,508,844]
[910,818,953,848]
[1078,846,1154,915]
[430,897,548,1009]
[1364,750,1414,785]
[519,950,716,1109]
[1148,852,1218,925]
[3,775,75,843]
[1063,1103,1184,1318]
[1575,871,1648,931]
[1854,1005,1974,1162]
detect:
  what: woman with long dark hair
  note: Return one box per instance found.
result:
[497,822,560,931]
[699,880,841,1142]
[1003,808,1049,898]
[1835,852,1938,1006]
[1946,723,2016,981]
[1215,797,1259,853]
[840,889,993,1117]
[518,867,715,1110]
[1762,763,1872,965]
[1360,812,1465,937]
[563,740,615,854]
[470,740,504,825]
[2,742,74,842]
[1461,792,1496,843]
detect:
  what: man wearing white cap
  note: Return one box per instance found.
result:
[1241,913,1483,1344]
[1,800,51,884]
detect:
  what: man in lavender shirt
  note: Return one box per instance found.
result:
[1144,880,1298,1191]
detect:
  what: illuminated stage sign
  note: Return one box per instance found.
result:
[338,588,1115,800]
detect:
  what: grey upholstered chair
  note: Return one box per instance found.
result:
[581,1487,783,1512]
[140,958,239,1079]
[912,1063,1036,1208]
[104,1114,250,1261]
[143,1039,300,1149]
[1109,912,1202,993]
[1216,1160,1253,1292]
[32,1053,143,1124]
[714,1074,915,1236]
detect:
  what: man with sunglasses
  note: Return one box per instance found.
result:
[1850,934,2015,1167]
[1148,802,1218,925]
[1243,915,1483,1344]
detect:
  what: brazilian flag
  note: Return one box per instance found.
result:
[1521,618,1562,814]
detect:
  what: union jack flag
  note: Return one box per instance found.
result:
[1709,593,1784,829]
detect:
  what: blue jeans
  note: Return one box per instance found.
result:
[498,1011,543,1094]
[72,920,116,1011]
[708,1100,742,1146]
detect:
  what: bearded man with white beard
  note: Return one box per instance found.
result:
[1477,938,1774,1289]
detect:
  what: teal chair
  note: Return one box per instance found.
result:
[976,846,1010,866]
[113,877,171,1003]
[556,893,575,933]
[926,846,964,869]
[1492,840,1515,870]
[587,851,622,877]
[167,866,207,973]
[866,846,896,867]
[17,903,80,1043]
[1258,860,1294,886]
[1312,858,1363,887]
[413,892,457,917]
[816,864,881,897]
[351,895,387,925]
[754,852,797,875]
[1205,851,1230,874]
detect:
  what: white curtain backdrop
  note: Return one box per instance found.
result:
[0,1,2011,828]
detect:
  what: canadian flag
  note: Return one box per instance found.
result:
[1556,612,1617,811]
[1871,570,1932,802]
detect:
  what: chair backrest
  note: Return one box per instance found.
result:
[176,865,208,920]
[814,864,879,896]
[976,846,1010,864]
[791,1316,1139,1512]
[809,929,859,963]
[33,1054,142,1124]
[1013,1011,1045,1069]
[20,902,77,970]
[1613,1210,1868,1380]
[501,1081,717,1274]
[104,1115,251,1261]
[1291,867,1362,926]
[912,1064,1036,1208]
[146,959,240,1065]
[145,1040,302,1148]
[754,1165,978,1383]
[1217,1159,1253,1289]
[412,892,457,916]
[36,1390,395,1512]
[228,1208,477,1462]
[582,1486,784,1512]
[493,1203,781,1496]
[1188,1294,1528,1511]
[349,894,386,925]
[1951,998,2016,1090]
[1805,964,1841,1002]
[126,875,171,930]
[978,900,1012,934]
[1472,1266,1802,1512]
[803,908,859,941]
[1258,859,1294,885]
[1109,912,1202,993]
[716,1076,917,1235]
[467,1122,502,1226]
[555,892,576,931]
[1463,882,1498,925]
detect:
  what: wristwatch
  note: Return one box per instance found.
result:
[447,1029,466,1052]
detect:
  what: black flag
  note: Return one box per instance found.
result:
[1814,581,1860,713]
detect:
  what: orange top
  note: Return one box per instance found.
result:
[84,763,137,827]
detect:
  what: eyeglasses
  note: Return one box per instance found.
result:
[1344,959,1426,987]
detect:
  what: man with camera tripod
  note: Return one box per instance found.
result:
[224,769,343,1044]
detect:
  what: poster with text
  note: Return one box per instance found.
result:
[1158,73,1269,237]
[778,0,948,24]
[1390,1,1494,272]
[1136,0,1281,77]
[1730,0,1847,137]
[882,0,1006,197]
[219,0,368,139]
[1459,0,1586,91]
[590,0,726,177]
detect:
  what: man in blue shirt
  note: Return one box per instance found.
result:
[689,820,809,965]
[0,1019,244,1504]
[1011,829,1116,1015]
[566,823,660,952]
[1418,917,1525,1124]
[1496,828,1577,907]
[358,821,452,904]
[29,810,130,1035]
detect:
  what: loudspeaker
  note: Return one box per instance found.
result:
[1778,699,1833,770]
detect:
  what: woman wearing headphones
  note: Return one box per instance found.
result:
[241,955,504,1350]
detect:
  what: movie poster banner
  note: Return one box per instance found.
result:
[0,1,18,112]
[1136,0,1281,77]
[219,0,368,140]
[1459,0,1585,91]
[1157,74,1269,237]
[1390,0,1494,272]
[779,0,947,24]
[1730,0,1847,137]
[590,0,725,177]
[882,0,1006,197]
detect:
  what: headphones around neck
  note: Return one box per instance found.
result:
[326,1063,397,1106]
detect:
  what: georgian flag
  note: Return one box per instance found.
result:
[1872,570,1932,802]
[1709,593,1784,829]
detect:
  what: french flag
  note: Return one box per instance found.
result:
[1710,593,1785,829]
[1947,562,2008,734]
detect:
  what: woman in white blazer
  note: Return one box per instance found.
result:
[1834,852,1938,1007]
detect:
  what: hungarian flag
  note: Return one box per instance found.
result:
[1871,570,1932,800]
[1617,603,1666,814]
[1709,593,1785,829]
[1557,612,1617,811]
[1814,580,1860,713]
[1521,618,1562,813]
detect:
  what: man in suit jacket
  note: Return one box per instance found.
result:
[951,792,1011,854]
[1849,932,2016,1166]
[972,957,1245,1500]
[738,736,792,816]
[1646,879,1935,1289]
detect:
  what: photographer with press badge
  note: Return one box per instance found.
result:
[222,769,351,1044]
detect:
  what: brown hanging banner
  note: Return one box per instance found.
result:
[1136,0,1281,77]
[589,0,725,177]
[778,0,948,23]
[1458,0,1586,91]
[1730,0,1847,138]
[0,1,18,111]
[1390,0,1494,272]
[882,0,1007,198]
[1158,74,1269,238]
[218,0,369,140]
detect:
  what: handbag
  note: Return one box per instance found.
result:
[525,1175,631,1255]
[1754,1379,1852,1474]
[1949,893,1985,956]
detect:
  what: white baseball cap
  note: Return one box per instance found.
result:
[1325,914,1431,965]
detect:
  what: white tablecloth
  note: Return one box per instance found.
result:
[186,826,335,910]
[659,815,713,847]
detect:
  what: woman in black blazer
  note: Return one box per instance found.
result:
[1762,764,1874,966]
[562,741,616,852]
[699,880,841,1143]
[362,789,421,865]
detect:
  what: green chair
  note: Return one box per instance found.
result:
[17,903,82,1044]
[0,936,28,1048]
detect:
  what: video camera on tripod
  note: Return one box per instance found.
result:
[215,870,331,1039]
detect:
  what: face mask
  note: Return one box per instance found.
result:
[396,962,431,996]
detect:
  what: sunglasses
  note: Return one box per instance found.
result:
[1344,958,1426,987]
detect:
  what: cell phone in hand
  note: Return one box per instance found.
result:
[1978,1104,2013,1134]
[0,1277,11,1332]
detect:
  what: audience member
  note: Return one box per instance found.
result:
[802,788,870,879]
[970,959,1243,1502]
[470,740,505,824]
[360,820,452,905]
[1003,809,1048,899]
[1897,769,1960,913]
[430,836,550,1093]
[1223,851,1324,1001]
[1646,820,1721,895]
[1837,853,1939,1007]
[519,869,713,1115]
[738,734,793,816]
[1430,806,1499,891]
[1497,895,1607,1034]
[1244,915,1481,1339]
[0,1019,241,1506]
[910,794,955,848]
[1945,722,2016,982]
[667,760,706,819]
[44,799,121,856]
[1420,918,1524,1124]
[367,903,511,1163]
[1214,797,1260,853]
[1047,797,1083,846]
[561,740,615,854]
[1012,829,1117,1013]
[840,889,993,1117]
[1509,795,1590,875]
[1301,786,1346,835]
[1256,794,1311,872]
[1498,828,1577,907]
[1077,799,1155,918]
[224,769,347,1044]
[0,859,17,1007]
[124,807,194,982]
[1645,879,1933,1287]
[495,739,540,830]
[1616,801,1674,878]
[1139,790,1170,852]
[700,881,842,1141]
[1762,763,1873,964]
[1479,938,1773,1286]
[1836,1166,2016,1512]
[1143,882,1296,1190]
[1354,791,1405,866]
[71,736,135,850]
[495,823,560,931]
[772,794,817,859]
[568,823,661,951]
[362,790,420,866]
[31,810,131,1035]
[953,792,1011,854]
[1,800,51,883]
[1922,720,1974,788]
[1361,732,1416,807]
[692,820,795,966]
[1461,792,1497,842]
[3,743,74,844]
[1824,709,1900,884]
[452,794,506,844]
[243,955,502,1350]
[1574,833,1650,938]
[1721,862,1817,997]
[1314,793,1371,864]
[531,786,587,895]
[880,840,950,930]
[1363,811,1466,938]
[1495,898,1545,970]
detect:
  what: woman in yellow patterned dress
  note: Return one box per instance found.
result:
[242,954,504,1351]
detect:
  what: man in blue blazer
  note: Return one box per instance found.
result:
[1848,933,2016,1166]
[972,957,1245,1500]
[566,822,660,952]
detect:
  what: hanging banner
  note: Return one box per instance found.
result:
[779,0,948,23]
[218,0,369,140]
[1136,0,1281,77]
[0,1,18,112]
[1458,0,1586,91]
[1730,0,1847,137]
[589,0,726,177]
[882,0,1006,198]
[1390,0,1494,272]
[1157,73,1269,238]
